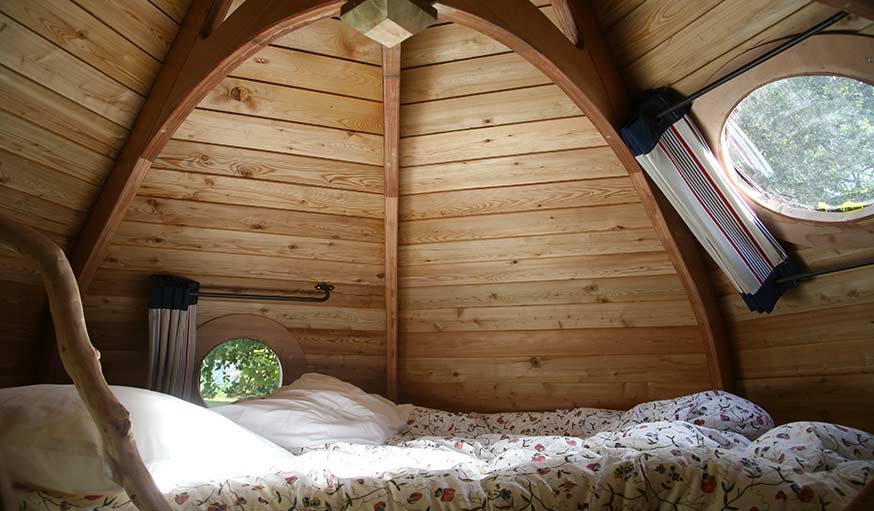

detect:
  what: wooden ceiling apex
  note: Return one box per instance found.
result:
[341,0,437,47]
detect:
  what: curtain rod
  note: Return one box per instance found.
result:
[776,258,874,285]
[191,283,335,303]
[657,10,849,119]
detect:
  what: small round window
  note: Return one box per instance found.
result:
[722,75,874,218]
[199,338,282,407]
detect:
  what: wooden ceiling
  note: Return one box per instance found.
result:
[0,0,871,429]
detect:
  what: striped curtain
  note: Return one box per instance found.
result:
[621,90,797,313]
[147,275,199,400]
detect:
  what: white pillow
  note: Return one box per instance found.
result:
[0,385,298,494]
[213,373,411,450]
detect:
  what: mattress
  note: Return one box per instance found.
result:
[16,391,874,510]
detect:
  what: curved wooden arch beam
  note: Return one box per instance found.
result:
[433,0,733,391]
[69,0,731,391]
[69,0,344,291]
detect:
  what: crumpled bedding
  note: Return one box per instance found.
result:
[16,391,874,510]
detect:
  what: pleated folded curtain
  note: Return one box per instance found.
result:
[621,90,797,313]
[147,275,200,400]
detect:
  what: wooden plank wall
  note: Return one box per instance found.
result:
[0,0,190,387]
[83,17,389,393]
[395,1,712,412]
[594,0,874,430]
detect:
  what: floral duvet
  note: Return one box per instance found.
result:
[17,391,874,510]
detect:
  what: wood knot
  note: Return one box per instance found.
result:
[250,223,263,230]
[230,86,249,101]
[529,356,542,368]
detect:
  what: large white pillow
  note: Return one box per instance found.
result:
[213,373,411,450]
[0,385,298,494]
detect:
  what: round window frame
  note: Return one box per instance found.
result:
[198,337,283,407]
[692,34,874,248]
[193,314,306,406]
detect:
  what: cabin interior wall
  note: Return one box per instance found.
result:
[82,17,389,393]
[0,0,192,386]
[395,2,712,412]
[595,0,874,431]
[0,0,870,434]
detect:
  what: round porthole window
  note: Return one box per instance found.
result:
[198,338,282,407]
[722,75,874,219]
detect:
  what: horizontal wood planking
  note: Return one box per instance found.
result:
[400,228,663,265]
[735,339,874,380]
[232,46,382,101]
[401,146,626,195]
[400,117,605,166]
[607,0,721,67]
[400,4,556,68]
[669,3,871,96]
[89,268,384,309]
[102,245,386,286]
[621,0,804,91]
[149,0,189,23]
[0,68,127,158]
[401,84,581,136]
[292,329,386,356]
[739,373,874,432]
[272,18,381,65]
[400,274,688,309]
[400,204,654,244]
[401,53,551,103]
[113,221,384,265]
[141,168,384,219]
[400,379,710,413]
[401,22,511,68]
[0,186,85,239]
[0,148,101,212]
[0,12,143,126]
[729,301,874,351]
[401,353,709,383]
[400,300,697,332]
[720,267,874,322]
[75,0,178,61]
[196,301,385,332]
[174,109,384,166]
[596,0,649,29]
[155,139,384,194]
[400,251,676,287]
[0,110,113,186]
[400,177,640,221]
[84,292,385,332]
[199,77,383,134]
[125,196,384,243]
[401,326,703,358]
[1,0,160,95]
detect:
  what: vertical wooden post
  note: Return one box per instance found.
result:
[383,45,401,401]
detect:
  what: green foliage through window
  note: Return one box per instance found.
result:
[199,338,282,407]
[724,75,874,213]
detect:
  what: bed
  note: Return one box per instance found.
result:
[9,384,874,511]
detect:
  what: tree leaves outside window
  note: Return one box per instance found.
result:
[723,75,874,214]
[199,338,282,407]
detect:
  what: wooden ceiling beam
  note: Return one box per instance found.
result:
[434,0,734,391]
[816,0,874,21]
[382,45,401,401]
[68,0,344,293]
[551,0,582,47]
[66,0,732,392]
[201,0,234,38]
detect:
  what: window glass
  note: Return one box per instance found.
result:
[199,338,282,407]
[723,75,874,214]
